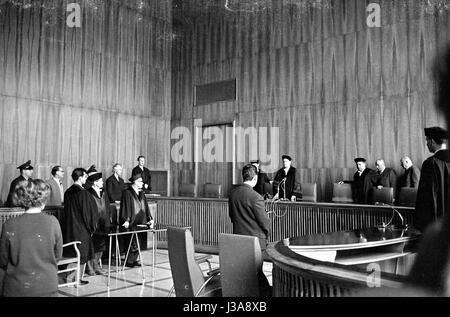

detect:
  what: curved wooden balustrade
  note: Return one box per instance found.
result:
[150,197,414,253]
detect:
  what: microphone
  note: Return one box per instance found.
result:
[378,204,406,229]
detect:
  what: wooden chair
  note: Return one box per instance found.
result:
[57,241,81,288]
[301,183,317,202]
[219,233,271,297]
[203,183,222,198]
[332,183,354,203]
[397,188,418,207]
[178,183,198,197]
[372,187,394,205]
[167,227,221,297]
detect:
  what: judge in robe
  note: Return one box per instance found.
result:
[340,158,377,204]
[4,160,34,207]
[272,155,302,201]
[85,165,110,276]
[413,127,450,232]
[251,160,272,199]
[372,159,398,201]
[119,173,153,267]
[61,168,98,285]
[46,166,65,206]
[131,155,152,194]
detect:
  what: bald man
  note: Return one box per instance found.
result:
[399,156,421,188]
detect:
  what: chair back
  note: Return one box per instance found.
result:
[331,183,354,203]
[178,183,198,197]
[203,184,222,198]
[167,227,216,297]
[301,183,317,202]
[397,187,417,207]
[372,187,394,205]
[219,233,267,297]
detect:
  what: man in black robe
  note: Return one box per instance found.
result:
[119,173,153,267]
[413,127,450,232]
[131,155,152,194]
[272,155,302,201]
[372,159,398,201]
[407,49,450,294]
[86,165,111,276]
[340,158,377,204]
[251,160,272,199]
[4,160,34,207]
[62,168,98,285]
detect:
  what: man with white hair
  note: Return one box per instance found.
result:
[399,156,421,188]
[372,159,397,194]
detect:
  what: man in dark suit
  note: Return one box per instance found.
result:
[228,164,270,251]
[105,163,125,203]
[399,156,421,188]
[46,165,65,206]
[228,164,271,297]
[372,159,398,200]
[5,160,34,207]
[131,156,151,194]
[272,155,302,201]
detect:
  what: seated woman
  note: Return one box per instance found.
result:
[0,179,63,297]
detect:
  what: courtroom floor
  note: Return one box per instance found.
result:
[57,249,273,297]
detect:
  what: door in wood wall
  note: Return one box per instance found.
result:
[196,123,233,198]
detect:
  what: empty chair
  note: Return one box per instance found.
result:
[397,187,418,207]
[219,233,271,297]
[203,183,222,198]
[301,183,317,202]
[332,183,354,204]
[57,241,81,288]
[167,227,221,297]
[372,187,394,205]
[178,183,198,197]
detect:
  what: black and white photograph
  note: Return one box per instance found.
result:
[1,0,450,305]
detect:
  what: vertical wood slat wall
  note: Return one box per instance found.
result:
[0,0,172,200]
[171,0,450,201]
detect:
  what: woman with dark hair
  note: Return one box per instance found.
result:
[0,179,63,297]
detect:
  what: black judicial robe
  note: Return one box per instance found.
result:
[414,150,450,232]
[399,165,421,188]
[62,184,98,263]
[119,187,152,228]
[254,171,271,197]
[372,168,398,197]
[131,166,152,193]
[350,168,377,204]
[4,175,28,207]
[273,167,302,200]
[87,188,111,235]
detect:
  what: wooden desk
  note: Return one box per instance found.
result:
[267,227,421,297]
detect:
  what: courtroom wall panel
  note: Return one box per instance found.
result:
[171,0,449,200]
[0,1,173,200]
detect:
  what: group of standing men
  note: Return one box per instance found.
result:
[2,156,154,285]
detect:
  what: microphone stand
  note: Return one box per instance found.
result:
[278,178,287,201]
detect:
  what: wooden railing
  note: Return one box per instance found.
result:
[150,197,414,253]
[1,200,414,254]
